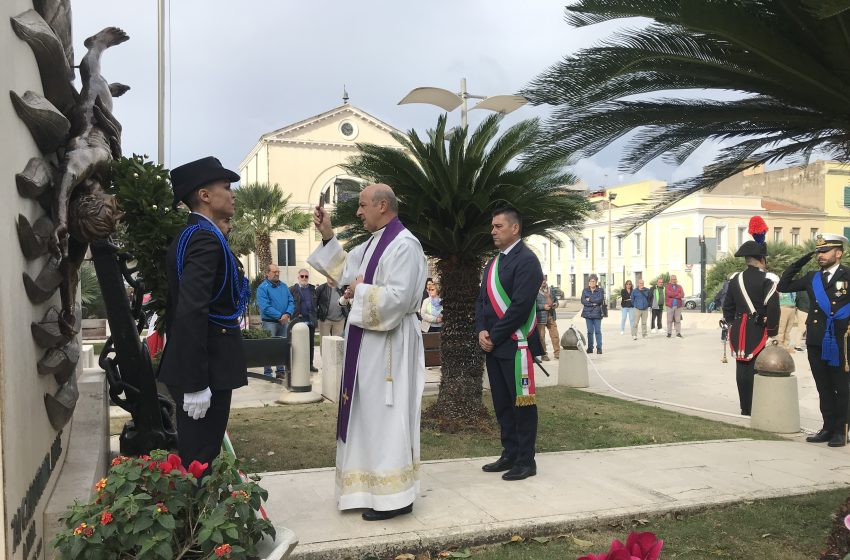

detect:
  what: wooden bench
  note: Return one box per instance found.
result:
[422,332,441,367]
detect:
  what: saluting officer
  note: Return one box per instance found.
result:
[778,233,850,447]
[722,233,779,416]
[158,157,249,468]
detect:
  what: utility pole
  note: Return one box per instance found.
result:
[699,234,707,313]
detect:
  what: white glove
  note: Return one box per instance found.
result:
[183,387,212,420]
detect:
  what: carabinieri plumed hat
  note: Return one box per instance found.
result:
[734,216,769,258]
[169,156,240,208]
[814,233,848,253]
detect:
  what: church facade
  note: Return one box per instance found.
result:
[238,102,406,283]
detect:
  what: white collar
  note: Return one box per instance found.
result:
[191,212,223,236]
[501,238,522,255]
[824,262,840,278]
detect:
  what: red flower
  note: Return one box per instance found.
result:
[94,478,107,492]
[166,454,188,475]
[73,522,88,536]
[188,460,208,479]
[158,461,175,474]
[231,490,249,501]
[623,531,663,560]
[111,455,128,467]
[84,526,94,538]
[155,502,168,514]
[100,511,113,525]
[214,543,232,557]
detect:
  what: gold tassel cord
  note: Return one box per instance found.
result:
[515,395,536,407]
[845,325,850,374]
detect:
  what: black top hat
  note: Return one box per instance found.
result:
[169,156,240,208]
[735,240,767,258]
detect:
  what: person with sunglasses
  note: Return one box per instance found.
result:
[289,269,319,372]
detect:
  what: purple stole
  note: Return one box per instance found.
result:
[337,218,406,442]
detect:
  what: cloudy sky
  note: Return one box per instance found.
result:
[70,1,717,189]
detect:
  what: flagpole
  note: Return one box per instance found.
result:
[156,0,166,165]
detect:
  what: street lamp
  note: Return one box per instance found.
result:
[607,192,617,292]
[398,78,527,129]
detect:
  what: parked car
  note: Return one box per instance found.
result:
[683,295,702,310]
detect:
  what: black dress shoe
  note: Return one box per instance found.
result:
[828,433,847,447]
[502,465,536,481]
[482,457,514,472]
[361,503,413,521]
[586,348,593,354]
[806,429,832,443]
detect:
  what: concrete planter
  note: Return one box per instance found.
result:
[256,525,298,560]
[243,337,290,369]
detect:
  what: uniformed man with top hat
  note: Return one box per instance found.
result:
[722,216,780,416]
[158,156,249,468]
[778,232,850,447]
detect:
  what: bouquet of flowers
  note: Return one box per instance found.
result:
[578,531,664,560]
[52,450,274,559]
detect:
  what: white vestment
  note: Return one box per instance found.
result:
[307,227,427,511]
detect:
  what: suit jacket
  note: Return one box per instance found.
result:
[158,213,248,393]
[779,254,850,351]
[290,283,318,325]
[723,266,780,358]
[474,241,544,360]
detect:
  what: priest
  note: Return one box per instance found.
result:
[308,183,428,521]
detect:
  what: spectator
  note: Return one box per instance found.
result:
[665,274,685,338]
[775,289,797,351]
[536,278,560,360]
[649,277,665,333]
[420,283,443,332]
[317,276,348,340]
[545,276,561,360]
[422,278,434,302]
[632,278,650,340]
[580,274,605,354]
[620,280,634,335]
[713,273,734,312]
[793,290,810,352]
[290,268,319,372]
[256,263,293,379]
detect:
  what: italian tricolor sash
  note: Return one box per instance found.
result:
[486,253,538,406]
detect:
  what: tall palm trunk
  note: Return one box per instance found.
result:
[422,255,492,432]
[255,231,272,276]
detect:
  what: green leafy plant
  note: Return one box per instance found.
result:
[51,450,274,559]
[241,328,271,340]
[107,155,187,332]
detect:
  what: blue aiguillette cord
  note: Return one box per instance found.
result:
[176,219,249,328]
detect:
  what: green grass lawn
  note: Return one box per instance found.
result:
[217,385,779,473]
[448,488,846,560]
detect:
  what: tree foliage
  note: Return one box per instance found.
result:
[230,183,311,273]
[334,114,592,430]
[524,0,850,227]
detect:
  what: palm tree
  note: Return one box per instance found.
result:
[231,183,312,274]
[334,114,593,431]
[523,0,850,226]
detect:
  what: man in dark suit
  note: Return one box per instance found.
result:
[778,233,850,447]
[158,156,248,468]
[290,268,319,372]
[722,239,779,416]
[475,207,544,481]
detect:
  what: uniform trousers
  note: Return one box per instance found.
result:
[168,387,233,472]
[486,353,537,467]
[735,359,756,415]
[807,346,850,434]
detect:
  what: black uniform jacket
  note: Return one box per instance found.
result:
[778,253,850,351]
[158,214,248,393]
[723,266,780,359]
[475,240,544,360]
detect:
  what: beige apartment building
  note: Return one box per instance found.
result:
[528,160,849,300]
[238,101,405,283]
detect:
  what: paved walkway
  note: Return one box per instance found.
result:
[107,311,845,558]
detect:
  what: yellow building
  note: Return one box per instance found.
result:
[529,161,845,301]
[238,101,405,283]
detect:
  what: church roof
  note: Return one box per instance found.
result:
[239,104,405,169]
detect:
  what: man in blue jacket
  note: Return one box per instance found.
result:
[256,263,294,378]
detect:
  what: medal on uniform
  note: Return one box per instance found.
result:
[837,281,846,296]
